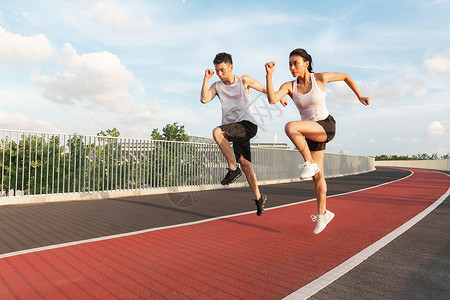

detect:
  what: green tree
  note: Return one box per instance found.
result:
[151,129,164,141]
[94,128,128,191]
[375,153,450,161]
[149,123,204,188]
[0,134,64,196]
[151,122,189,141]
[1,124,211,196]
[0,137,18,195]
[98,127,120,138]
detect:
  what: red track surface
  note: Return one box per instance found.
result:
[0,168,448,299]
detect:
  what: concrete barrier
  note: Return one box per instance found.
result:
[1,151,376,206]
[375,159,450,171]
[324,153,375,178]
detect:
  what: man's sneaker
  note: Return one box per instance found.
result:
[311,210,335,234]
[253,194,267,216]
[299,161,320,179]
[221,166,242,185]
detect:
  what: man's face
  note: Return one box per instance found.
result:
[214,62,233,81]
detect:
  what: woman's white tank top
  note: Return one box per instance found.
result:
[292,73,329,121]
[215,74,257,125]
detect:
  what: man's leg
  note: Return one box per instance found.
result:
[212,127,237,169]
[213,126,242,185]
[238,155,266,216]
[238,155,260,199]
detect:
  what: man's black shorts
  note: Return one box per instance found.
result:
[306,115,336,151]
[219,120,257,162]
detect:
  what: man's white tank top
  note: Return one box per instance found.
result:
[215,74,257,125]
[292,73,329,121]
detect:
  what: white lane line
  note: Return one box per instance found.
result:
[0,169,414,260]
[283,171,450,300]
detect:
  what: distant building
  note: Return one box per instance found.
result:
[189,136,290,150]
[251,143,291,150]
[189,136,216,144]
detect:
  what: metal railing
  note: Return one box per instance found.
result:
[1,129,304,198]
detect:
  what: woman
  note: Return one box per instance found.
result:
[265,48,370,234]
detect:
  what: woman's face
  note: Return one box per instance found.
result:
[289,55,309,77]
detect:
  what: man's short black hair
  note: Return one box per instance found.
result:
[213,52,233,65]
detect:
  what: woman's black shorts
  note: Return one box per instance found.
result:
[306,115,336,151]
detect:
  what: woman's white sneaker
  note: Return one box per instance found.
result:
[312,210,335,234]
[299,161,320,179]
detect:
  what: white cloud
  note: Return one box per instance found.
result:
[366,139,377,143]
[423,48,450,78]
[390,137,420,143]
[14,11,41,26]
[0,110,57,132]
[421,0,450,8]
[425,121,446,137]
[87,0,132,31]
[143,15,153,29]
[118,102,161,125]
[390,137,408,143]
[29,43,160,130]
[85,0,152,32]
[31,43,137,112]
[0,26,53,65]
[327,77,427,107]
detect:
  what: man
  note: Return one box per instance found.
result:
[200,52,274,216]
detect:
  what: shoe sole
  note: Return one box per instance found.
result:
[313,212,335,234]
[300,168,320,180]
[256,195,267,216]
[221,171,242,185]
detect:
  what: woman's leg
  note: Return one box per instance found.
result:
[311,150,335,234]
[285,121,327,163]
[311,150,327,214]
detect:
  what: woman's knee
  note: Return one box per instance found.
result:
[284,122,297,136]
[312,171,325,183]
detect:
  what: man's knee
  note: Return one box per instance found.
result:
[238,156,251,170]
[213,127,225,139]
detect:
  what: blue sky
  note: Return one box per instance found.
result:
[0,0,449,157]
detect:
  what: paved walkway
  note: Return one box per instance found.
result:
[0,167,449,299]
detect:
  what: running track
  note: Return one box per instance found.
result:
[0,167,448,299]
